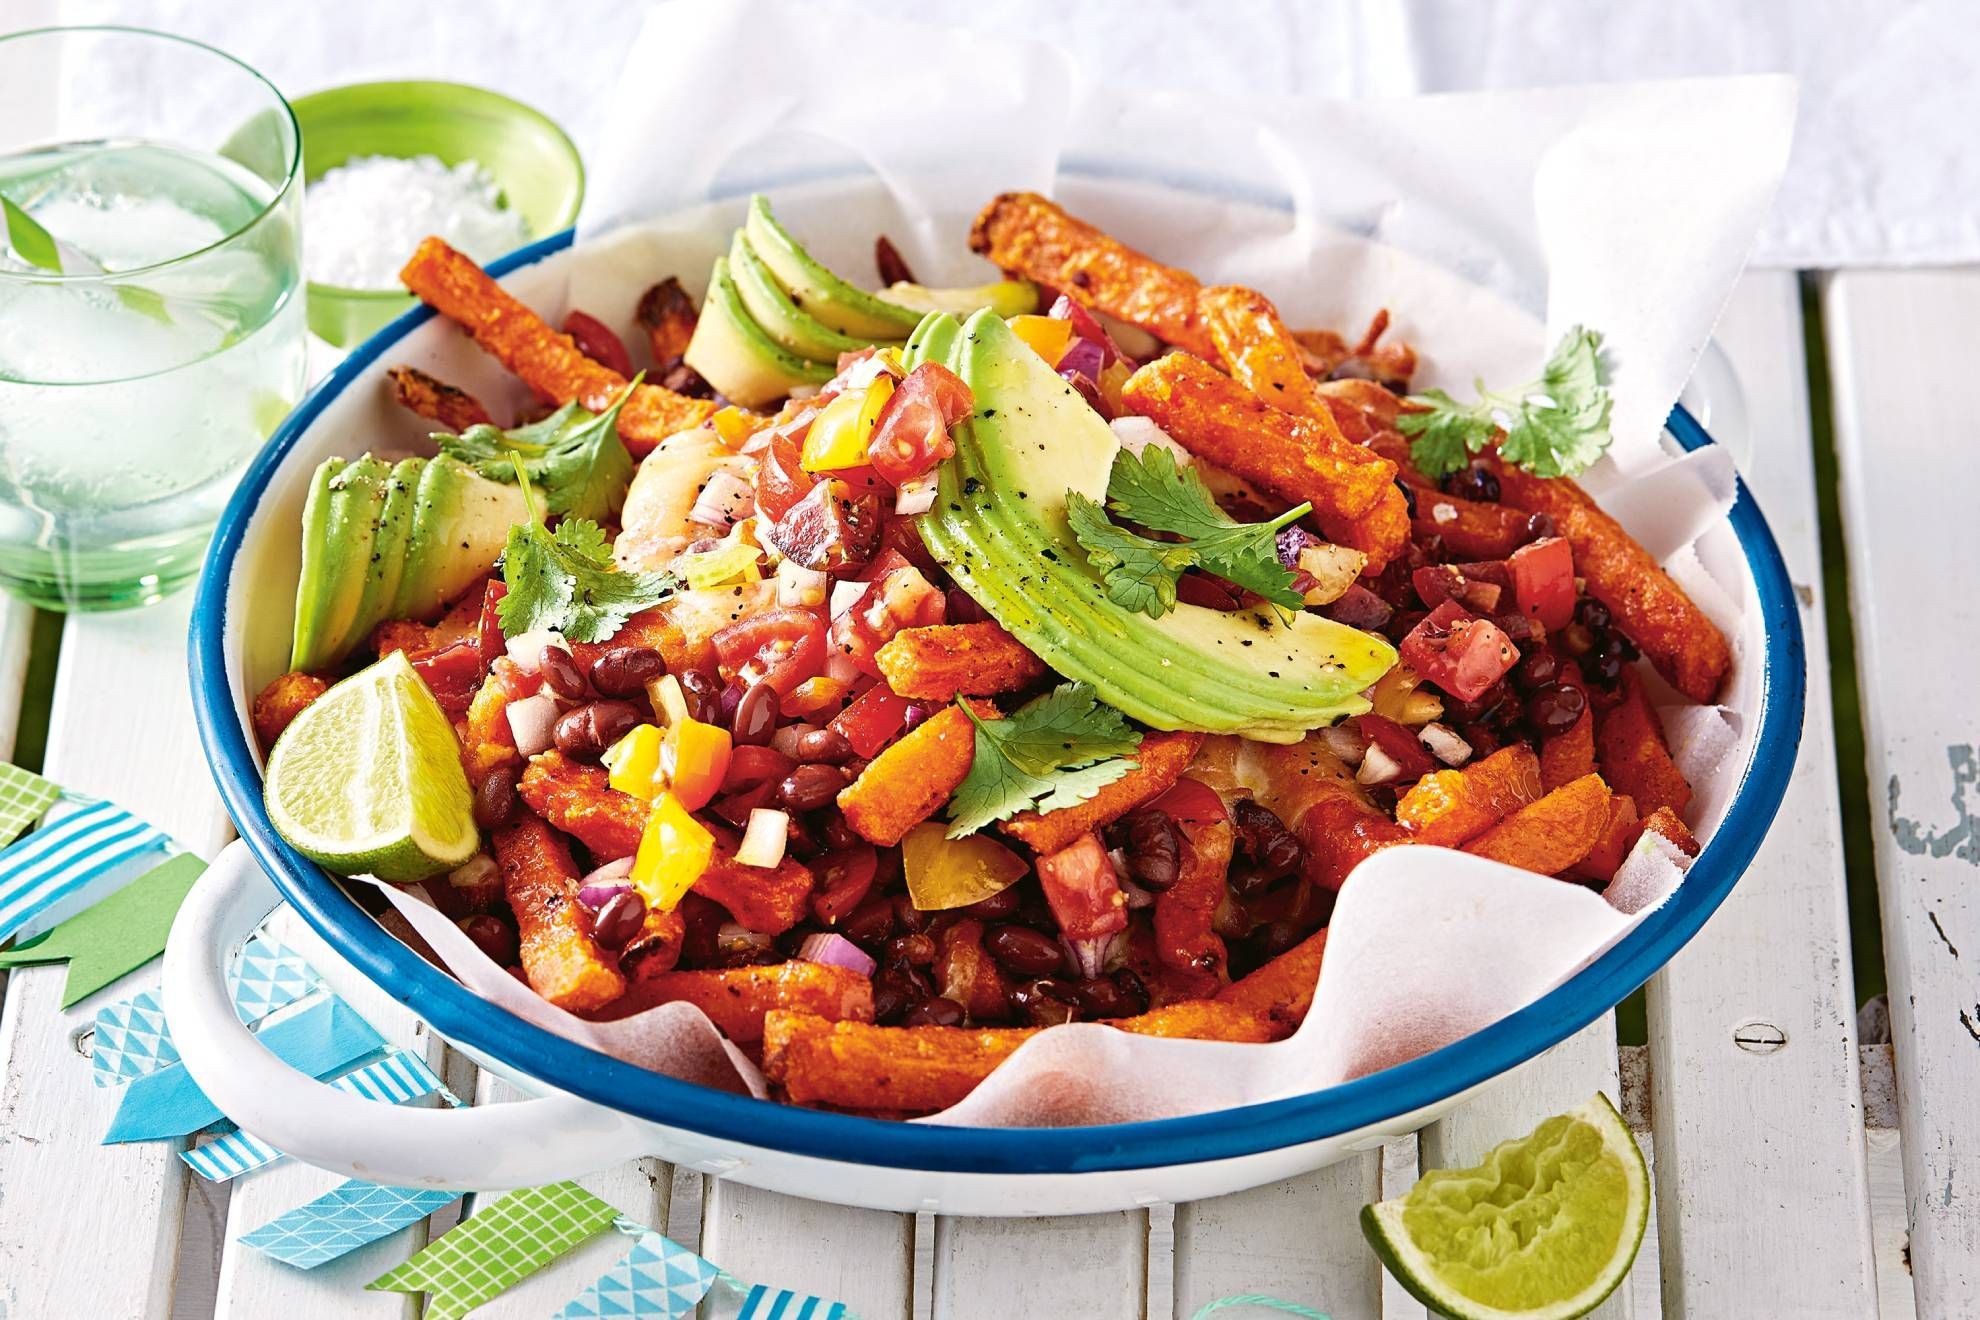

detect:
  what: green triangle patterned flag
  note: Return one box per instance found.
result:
[368,1181,619,1320]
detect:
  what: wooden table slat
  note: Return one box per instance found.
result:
[701,1180,914,1319]
[1171,1152,1383,1320]
[930,1211,1148,1320]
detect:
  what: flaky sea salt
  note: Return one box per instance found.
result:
[304,154,530,290]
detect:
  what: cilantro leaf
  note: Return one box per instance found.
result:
[1397,326,1613,479]
[496,512,677,643]
[438,377,639,523]
[946,683,1143,837]
[1067,446,1308,617]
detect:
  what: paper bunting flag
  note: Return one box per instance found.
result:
[183,1048,451,1181]
[0,852,204,1005]
[241,1180,460,1269]
[0,764,59,849]
[0,795,170,946]
[554,1228,722,1319]
[734,1284,851,1320]
[92,989,180,1088]
[228,934,321,1024]
[368,1182,620,1320]
[104,995,384,1143]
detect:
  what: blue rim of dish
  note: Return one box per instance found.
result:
[191,225,1805,1176]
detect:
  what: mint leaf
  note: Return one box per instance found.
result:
[497,514,676,643]
[2,197,62,273]
[439,377,639,523]
[945,683,1142,837]
[1399,326,1613,479]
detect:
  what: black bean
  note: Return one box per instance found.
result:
[1007,978,1079,1027]
[1255,920,1306,959]
[1116,808,1183,891]
[776,764,846,811]
[874,966,935,1024]
[458,914,517,966]
[1528,682,1587,736]
[591,890,648,951]
[554,700,642,760]
[539,646,590,700]
[794,728,854,764]
[1109,968,1150,1016]
[1072,976,1137,1019]
[1394,477,1418,520]
[731,682,778,745]
[985,924,1065,978]
[1231,799,1303,879]
[886,932,937,967]
[1575,597,1611,630]
[841,896,897,948]
[473,763,519,829]
[1587,647,1625,687]
[901,996,964,1028]
[963,885,1024,921]
[892,893,931,933]
[1514,647,1562,692]
[1438,464,1500,503]
[677,668,723,725]
[820,815,862,851]
[589,645,665,697]
[1522,511,1559,544]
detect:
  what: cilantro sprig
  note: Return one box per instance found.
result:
[438,377,639,523]
[496,463,676,643]
[946,683,1144,838]
[1068,445,1308,618]
[1398,326,1613,479]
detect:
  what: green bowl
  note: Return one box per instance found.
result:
[290,80,583,346]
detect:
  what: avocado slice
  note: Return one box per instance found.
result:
[744,194,923,341]
[683,256,835,407]
[728,231,882,364]
[350,457,422,650]
[393,453,530,623]
[881,279,1038,319]
[912,310,1395,741]
[289,456,390,673]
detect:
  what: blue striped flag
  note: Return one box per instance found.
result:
[0,797,170,944]
[182,1048,452,1181]
[735,1284,849,1320]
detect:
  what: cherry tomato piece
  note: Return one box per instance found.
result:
[712,608,828,697]
[866,363,973,485]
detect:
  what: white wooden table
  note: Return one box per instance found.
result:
[0,268,1964,1318]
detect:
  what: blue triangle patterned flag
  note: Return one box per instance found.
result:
[227,934,320,1023]
[240,1180,460,1269]
[555,1227,721,1318]
[91,988,179,1087]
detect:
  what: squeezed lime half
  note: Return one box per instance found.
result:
[264,650,478,881]
[1362,1093,1647,1320]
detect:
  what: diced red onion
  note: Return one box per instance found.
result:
[1056,336,1108,383]
[1047,293,1124,364]
[577,858,635,911]
[893,473,940,516]
[1325,584,1394,631]
[829,579,872,619]
[1064,932,1117,981]
[1317,722,1369,766]
[1355,741,1403,786]
[504,629,568,673]
[1276,523,1321,569]
[900,703,933,734]
[1060,369,1112,418]
[798,931,878,977]
[1418,722,1474,767]
[688,469,755,528]
[505,692,560,756]
[735,808,791,869]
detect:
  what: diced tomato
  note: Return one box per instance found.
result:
[809,845,879,926]
[721,744,795,794]
[563,310,634,377]
[1149,777,1229,836]
[410,641,485,719]
[828,684,912,758]
[1351,713,1438,782]
[867,363,972,485]
[1399,599,1521,702]
[489,655,543,701]
[1508,536,1576,632]
[879,514,942,579]
[474,579,508,666]
[854,546,915,584]
[1036,832,1129,941]
[831,563,946,676]
[1413,564,1503,614]
[754,434,817,522]
[711,608,828,696]
[765,478,882,573]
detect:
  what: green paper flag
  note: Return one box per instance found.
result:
[0,853,204,1006]
[368,1182,619,1320]
[0,764,60,849]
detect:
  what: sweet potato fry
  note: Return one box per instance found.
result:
[518,752,648,859]
[1122,353,1407,568]
[999,730,1206,854]
[251,671,328,749]
[1296,776,1411,889]
[837,701,987,846]
[1396,744,1545,847]
[1484,454,1731,702]
[493,815,625,1013]
[1217,928,1327,1038]
[1198,284,1338,429]
[1539,674,1596,791]
[1154,816,1232,983]
[399,237,717,456]
[601,960,871,1042]
[567,606,697,676]
[873,621,1048,701]
[1366,430,1533,560]
[1595,669,1694,819]
[1296,314,1417,390]
[386,364,494,432]
[460,674,522,788]
[622,904,685,977]
[635,277,698,366]
[1462,773,1613,875]
[1569,793,1638,883]
[692,849,815,935]
[969,191,1217,357]
[1636,804,1701,857]
[764,999,1271,1110]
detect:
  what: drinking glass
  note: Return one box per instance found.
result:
[0,27,306,611]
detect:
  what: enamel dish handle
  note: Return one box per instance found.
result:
[164,839,636,1190]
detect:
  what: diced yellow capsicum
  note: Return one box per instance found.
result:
[709,405,756,451]
[1008,315,1073,368]
[630,791,714,912]
[603,724,666,800]
[801,376,895,472]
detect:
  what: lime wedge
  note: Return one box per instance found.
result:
[264,651,479,881]
[1361,1093,1647,1320]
